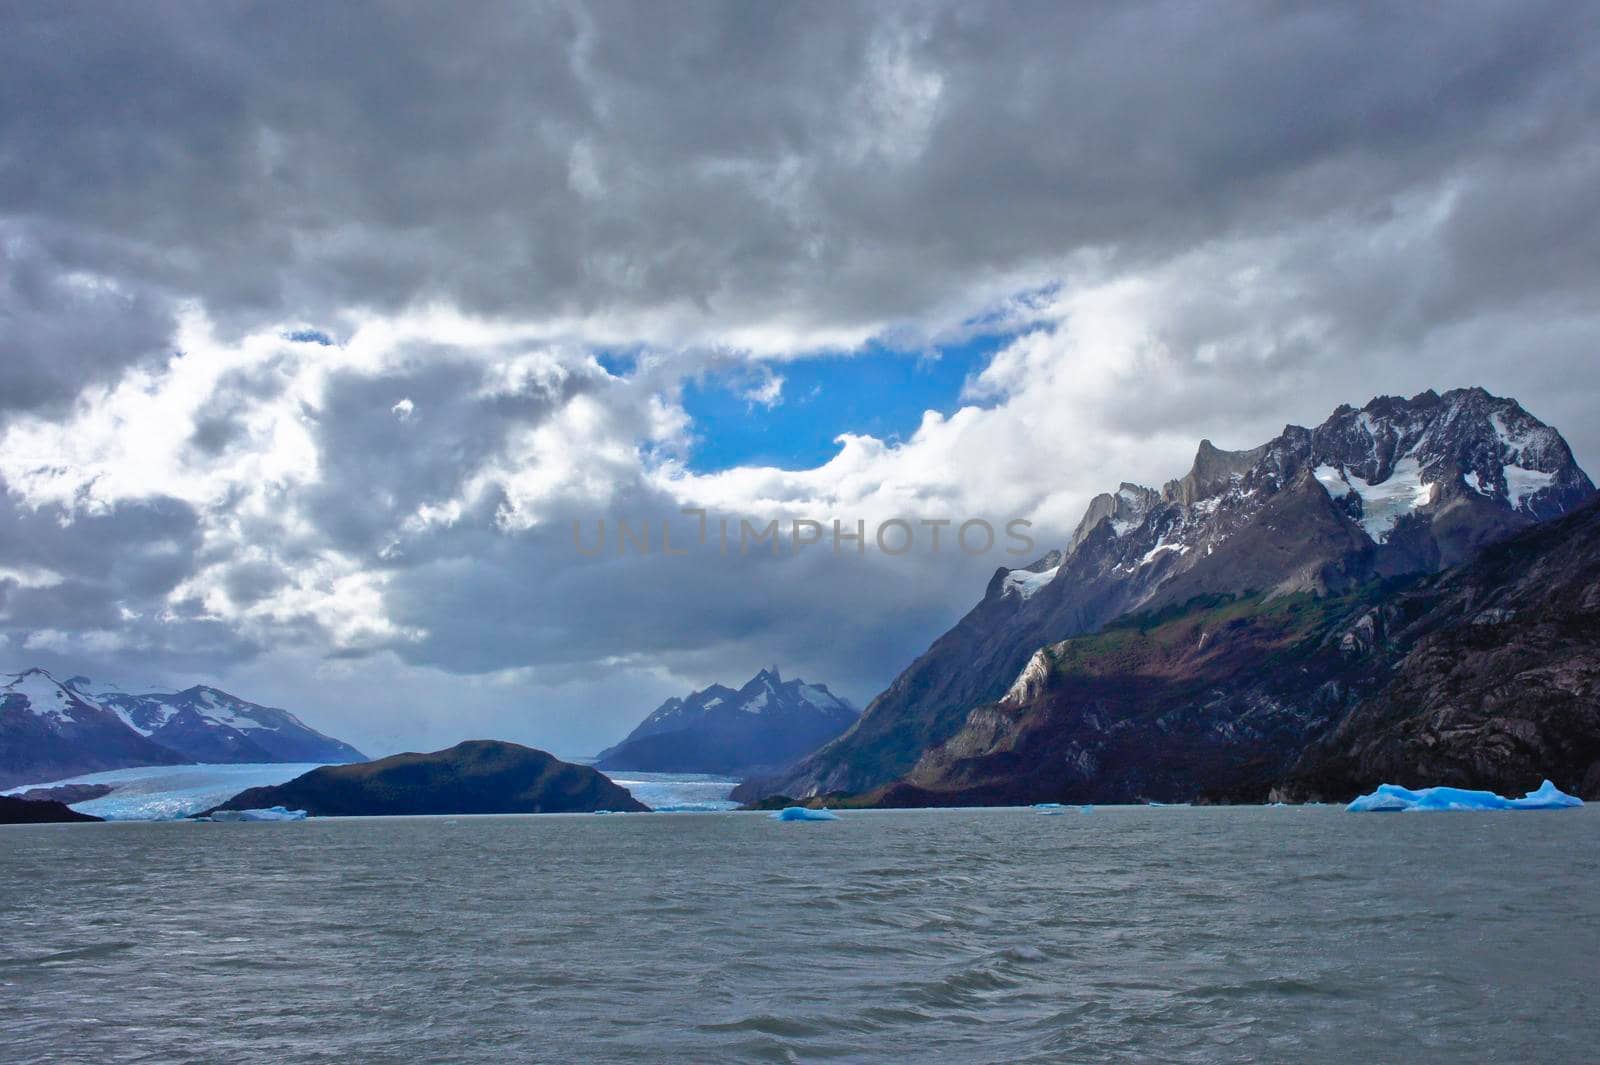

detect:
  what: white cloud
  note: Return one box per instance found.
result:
[742,371,786,408]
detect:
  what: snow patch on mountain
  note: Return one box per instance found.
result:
[1139,542,1190,567]
[1504,465,1556,508]
[1004,565,1060,599]
[800,683,848,711]
[110,700,177,737]
[2,670,83,726]
[1313,458,1435,541]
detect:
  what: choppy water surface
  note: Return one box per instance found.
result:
[3,807,1596,1063]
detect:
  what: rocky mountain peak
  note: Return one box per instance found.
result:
[596,666,859,775]
[1069,482,1162,552]
[741,387,1595,804]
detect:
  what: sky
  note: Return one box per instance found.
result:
[2,2,1599,758]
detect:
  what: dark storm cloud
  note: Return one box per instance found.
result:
[376,490,988,700]
[0,488,212,646]
[4,2,1597,356]
[0,229,178,417]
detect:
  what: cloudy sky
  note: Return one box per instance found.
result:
[3,2,1598,757]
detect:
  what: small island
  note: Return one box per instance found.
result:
[207,740,649,817]
[0,794,103,824]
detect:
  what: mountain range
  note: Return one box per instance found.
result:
[597,667,857,776]
[734,387,1598,805]
[0,669,365,789]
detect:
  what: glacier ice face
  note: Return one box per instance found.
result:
[2,763,331,820]
[1347,779,1583,812]
[600,771,739,812]
[769,806,841,821]
[210,806,307,822]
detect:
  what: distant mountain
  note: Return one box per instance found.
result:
[597,667,858,776]
[97,686,366,764]
[0,669,365,789]
[211,740,648,816]
[865,492,1600,806]
[1,669,187,789]
[737,388,1595,803]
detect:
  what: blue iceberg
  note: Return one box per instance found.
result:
[209,806,308,822]
[1347,779,1582,813]
[769,806,841,821]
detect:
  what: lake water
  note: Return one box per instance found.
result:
[2,806,1595,1063]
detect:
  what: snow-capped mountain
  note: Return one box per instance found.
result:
[597,667,858,776]
[2,669,187,788]
[0,668,365,789]
[738,388,1595,802]
[97,686,366,765]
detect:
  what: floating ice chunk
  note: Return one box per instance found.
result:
[210,806,307,822]
[1347,780,1581,812]
[1033,802,1063,809]
[1510,780,1584,809]
[1147,801,1191,807]
[769,806,841,821]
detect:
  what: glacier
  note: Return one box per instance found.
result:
[208,806,307,822]
[769,806,841,821]
[599,770,740,812]
[1347,779,1583,813]
[1,763,331,821]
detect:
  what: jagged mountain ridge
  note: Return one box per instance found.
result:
[597,667,858,776]
[869,492,1600,806]
[0,668,366,789]
[735,388,1593,802]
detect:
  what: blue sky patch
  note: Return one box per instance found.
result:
[679,333,1015,472]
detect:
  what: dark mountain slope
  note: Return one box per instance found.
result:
[862,493,1600,807]
[1289,494,1600,798]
